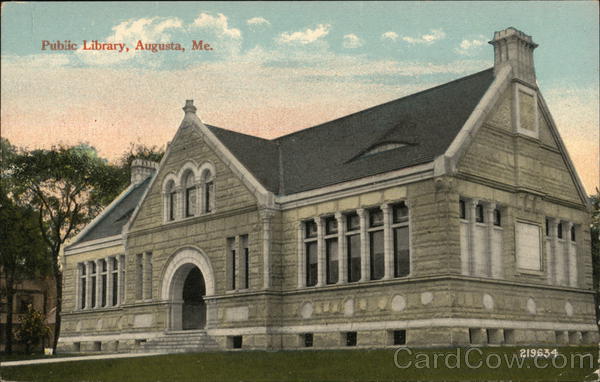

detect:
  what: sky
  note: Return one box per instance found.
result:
[1,1,598,193]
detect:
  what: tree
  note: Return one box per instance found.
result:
[1,139,51,354]
[16,305,50,354]
[11,144,121,352]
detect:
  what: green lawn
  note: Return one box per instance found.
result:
[1,346,598,382]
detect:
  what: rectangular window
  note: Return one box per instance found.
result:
[392,202,410,278]
[516,222,542,271]
[346,212,360,232]
[570,225,576,241]
[305,220,317,238]
[369,208,383,227]
[306,241,318,287]
[112,258,119,306]
[347,234,361,282]
[229,336,243,349]
[80,263,86,309]
[101,260,107,307]
[168,191,176,221]
[204,181,213,213]
[136,254,143,300]
[325,216,337,235]
[241,235,249,289]
[545,218,550,236]
[459,200,466,220]
[393,226,410,277]
[346,332,357,347]
[369,208,384,280]
[185,187,196,217]
[493,209,501,226]
[369,230,384,280]
[557,222,563,239]
[475,204,484,223]
[393,330,406,345]
[90,262,97,308]
[326,238,338,284]
[393,203,409,223]
[304,333,313,348]
[227,237,236,290]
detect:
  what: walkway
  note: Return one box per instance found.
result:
[1,352,164,367]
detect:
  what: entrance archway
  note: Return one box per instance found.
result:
[182,267,206,330]
[161,247,215,331]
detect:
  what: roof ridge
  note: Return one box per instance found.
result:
[205,124,275,143]
[273,68,494,142]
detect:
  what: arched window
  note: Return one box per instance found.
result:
[201,169,214,214]
[184,172,197,217]
[166,180,177,221]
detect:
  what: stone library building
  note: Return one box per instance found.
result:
[58,28,599,353]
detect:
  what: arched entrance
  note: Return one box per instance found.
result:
[161,247,215,331]
[182,267,206,330]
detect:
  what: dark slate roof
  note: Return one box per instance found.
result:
[209,68,495,195]
[77,177,152,244]
[205,125,281,193]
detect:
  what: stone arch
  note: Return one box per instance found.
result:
[161,246,215,299]
[177,160,200,181]
[160,247,215,331]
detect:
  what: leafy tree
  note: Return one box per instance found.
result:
[1,139,51,354]
[98,143,165,204]
[16,305,50,354]
[11,144,121,351]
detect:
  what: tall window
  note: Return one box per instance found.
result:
[90,262,97,308]
[135,254,143,300]
[475,203,484,223]
[346,212,361,283]
[111,258,119,306]
[305,220,318,287]
[325,216,338,284]
[184,172,196,217]
[79,263,87,309]
[368,208,384,280]
[227,237,236,290]
[166,181,176,221]
[100,259,107,307]
[392,202,410,277]
[202,170,214,214]
[241,235,249,289]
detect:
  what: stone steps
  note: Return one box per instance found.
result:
[140,330,219,353]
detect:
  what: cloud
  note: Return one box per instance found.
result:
[382,31,399,41]
[277,24,331,45]
[455,36,487,55]
[192,12,241,39]
[246,17,270,27]
[343,34,363,49]
[402,29,446,45]
[75,16,184,65]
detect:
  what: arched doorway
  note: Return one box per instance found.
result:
[182,267,206,330]
[161,247,215,331]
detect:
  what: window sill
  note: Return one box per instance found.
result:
[516,268,545,277]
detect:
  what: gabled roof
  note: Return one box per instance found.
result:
[76,177,152,244]
[207,68,495,195]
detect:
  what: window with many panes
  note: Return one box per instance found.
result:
[305,220,318,287]
[80,263,87,309]
[325,216,338,284]
[368,208,384,280]
[392,202,410,277]
[111,258,119,306]
[346,212,361,283]
[184,172,196,217]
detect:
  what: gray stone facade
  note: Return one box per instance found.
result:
[58,28,598,353]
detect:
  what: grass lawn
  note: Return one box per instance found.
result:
[1,346,598,382]
[0,352,91,362]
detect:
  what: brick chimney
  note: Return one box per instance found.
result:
[489,27,538,85]
[130,159,159,185]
